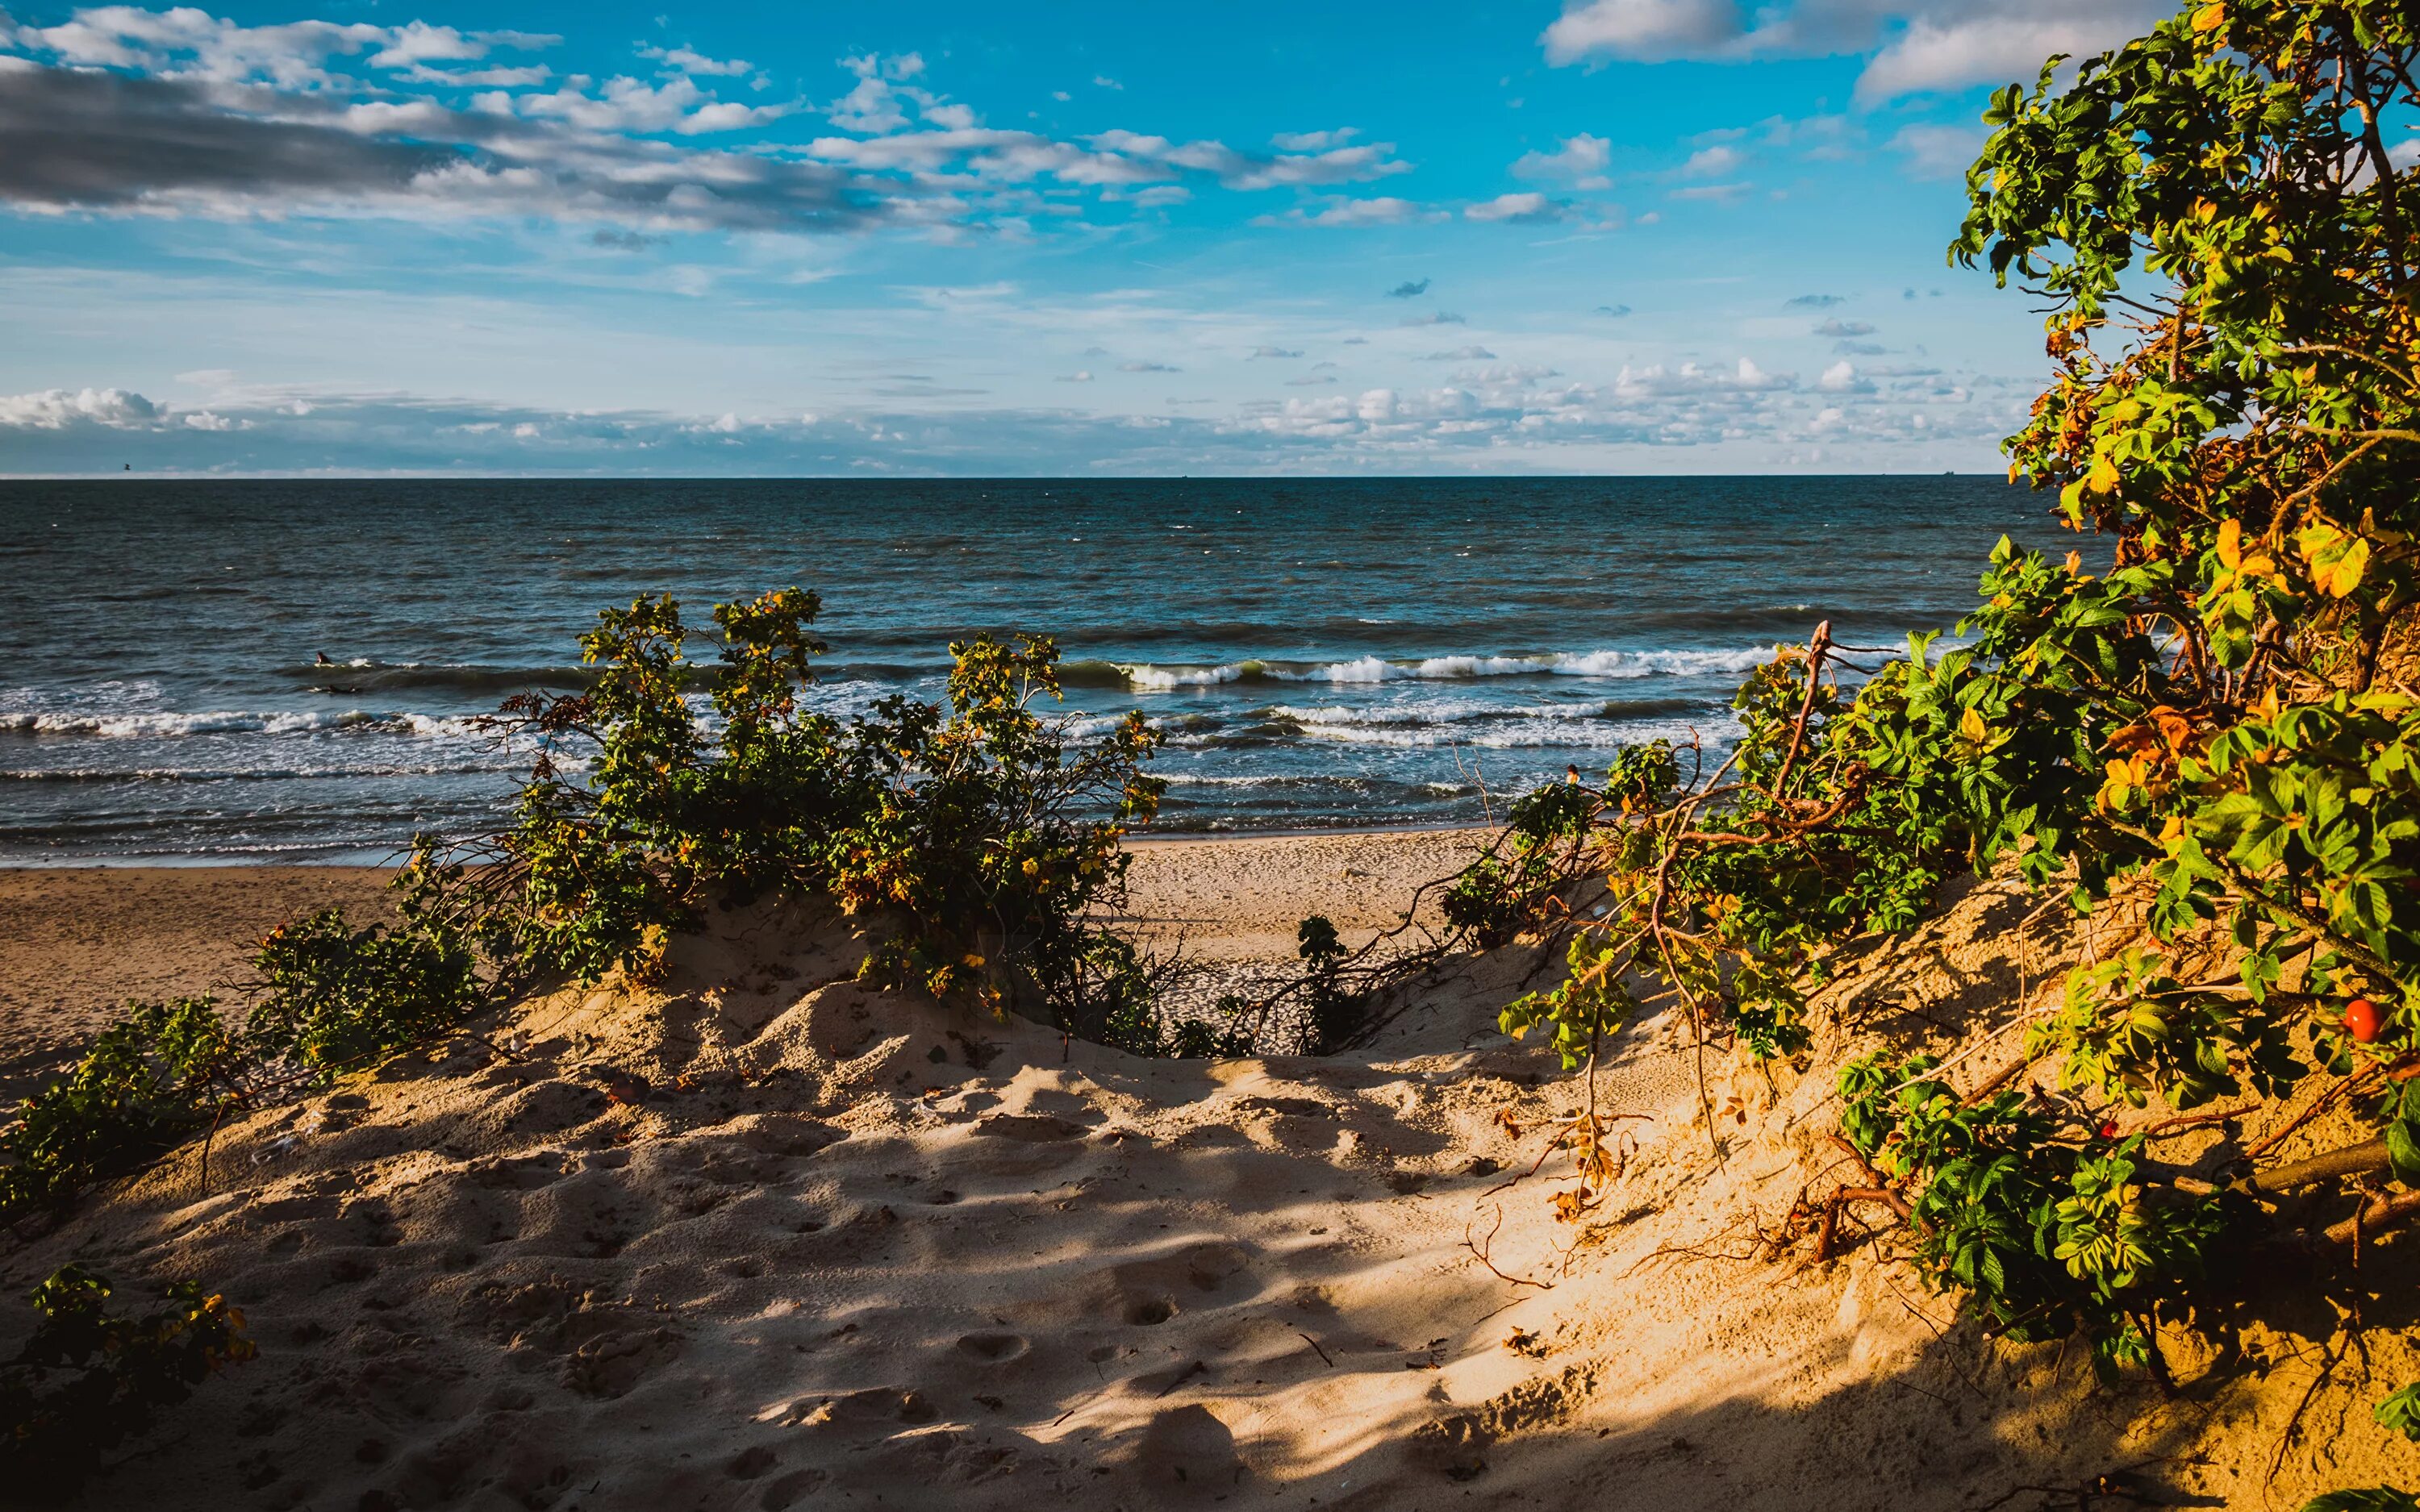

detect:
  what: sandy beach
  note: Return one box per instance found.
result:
[0,833,2408,1510]
[0,829,1487,1091]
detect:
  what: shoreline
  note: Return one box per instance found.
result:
[0,827,1491,1095]
[0,818,1497,871]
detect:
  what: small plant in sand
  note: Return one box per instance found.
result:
[0,1264,255,1500]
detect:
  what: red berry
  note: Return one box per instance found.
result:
[2344,998,2385,1044]
[2096,1119,2119,1141]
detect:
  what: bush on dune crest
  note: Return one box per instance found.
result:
[1477,0,2420,1498]
[489,589,1170,1041]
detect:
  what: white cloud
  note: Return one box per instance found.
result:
[0,386,160,427]
[1541,0,2175,102]
[1252,196,1429,227]
[369,21,486,69]
[1089,131,1412,190]
[6,7,553,90]
[0,368,2029,473]
[0,39,1412,239]
[1465,191,1566,223]
[639,44,751,77]
[514,73,788,134]
[1542,0,1738,65]
[826,52,928,133]
[1679,144,1745,177]
[1888,121,1985,178]
[1512,133,1613,190]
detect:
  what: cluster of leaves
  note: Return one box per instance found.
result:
[493,591,1169,1048]
[1444,781,1600,948]
[1485,0,2420,1378]
[1841,1056,2237,1377]
[0,998,236,1223]
[1,1264,255,1500]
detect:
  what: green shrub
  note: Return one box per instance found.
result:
[1293,915,1358,1053]
[1444,778,1602,948]
[1479,0,2420,1379]
[823,632,1166,1037]
[244,908,487,1072]
[0,1000,236,1220]
[0,906,490,1224]
[1840,1056,2234,1378]
[493,593,1169,1043]
[0,1264,255,1501]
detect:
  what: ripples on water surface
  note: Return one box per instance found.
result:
[0,477,2068,861]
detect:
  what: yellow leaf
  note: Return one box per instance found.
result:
[2191,2,2225,30]
[2216,518,2243,570]
[2298,522,2371,598]
[2087,454,2121,494]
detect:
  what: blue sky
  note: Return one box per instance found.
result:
[0,0,2178,475]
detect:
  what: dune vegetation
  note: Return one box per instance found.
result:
[8,0,2420,1504]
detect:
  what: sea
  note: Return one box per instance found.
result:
[0,477,2069,864]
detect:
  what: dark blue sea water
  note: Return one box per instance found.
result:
[0,477,2067,862]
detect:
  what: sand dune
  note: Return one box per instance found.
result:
[1,839,2414,1509]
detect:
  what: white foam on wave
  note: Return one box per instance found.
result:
[1117,645,1773,689]
[1291,714,1734,751]
[1271,700,1617,728]
[1120,660,1264,691]
[0,708,489,739]
[1160,773,1372,789]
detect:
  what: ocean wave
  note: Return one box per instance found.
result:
[1268,696,1700,727]
[1291,714,1729,750]
[277,660,596,694]
[0,707,491,739]
[1,760,515,783]
[1158,773,1375,790]
[1115,646,1774,690]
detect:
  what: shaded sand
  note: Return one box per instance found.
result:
[2,843,2416,1509]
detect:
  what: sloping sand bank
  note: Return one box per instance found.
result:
[2,839,2415,1509]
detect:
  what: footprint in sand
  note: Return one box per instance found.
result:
[954,1331,1030,1362]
